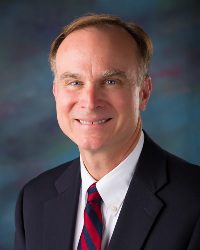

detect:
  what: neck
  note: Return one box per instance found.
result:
[80,118,142,180]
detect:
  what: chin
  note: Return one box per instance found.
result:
[77,139,107,153]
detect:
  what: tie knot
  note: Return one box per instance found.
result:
[87,183,102,203]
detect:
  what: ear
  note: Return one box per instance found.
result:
[52,81,57,99]
[139,76,152,111]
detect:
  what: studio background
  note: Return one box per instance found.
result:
[0,0,199,249]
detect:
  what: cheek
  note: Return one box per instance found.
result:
[55,90,77,112]
[113,90,140,114]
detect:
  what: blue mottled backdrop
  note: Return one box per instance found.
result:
[0,0,199,249]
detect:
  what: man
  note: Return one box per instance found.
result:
[15,14,200,250]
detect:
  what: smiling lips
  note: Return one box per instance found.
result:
[77,118,111,125]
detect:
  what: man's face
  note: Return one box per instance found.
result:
[53,26,151,154]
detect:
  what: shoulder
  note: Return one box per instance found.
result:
[165,151,200,191]
[21,157,80,202]
[143,131,200,192]
[144,131,199,171]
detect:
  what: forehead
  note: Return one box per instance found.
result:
[58,25,138,54]
[55,25,139,75]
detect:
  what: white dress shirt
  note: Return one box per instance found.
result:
[73,132,144,249]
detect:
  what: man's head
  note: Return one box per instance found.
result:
[51,14,152,155]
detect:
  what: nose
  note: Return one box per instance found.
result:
[80,84,103,110]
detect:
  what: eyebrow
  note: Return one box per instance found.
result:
[59,72,81,80]
[102,69,127,78]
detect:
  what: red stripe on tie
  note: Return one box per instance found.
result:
[88,192,100,202]
[91,202,103,222]
[81,233,88,249]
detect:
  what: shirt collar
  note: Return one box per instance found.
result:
[80,131,144,213]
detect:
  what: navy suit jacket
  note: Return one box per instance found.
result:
[14,133,200,249]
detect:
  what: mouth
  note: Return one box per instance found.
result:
[76,118,112,125]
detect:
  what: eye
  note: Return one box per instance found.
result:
[105,79,118,85]
[69,81,82,86]
[64,80,82,86]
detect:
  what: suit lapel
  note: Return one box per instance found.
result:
[43,159,81,250]
[108,133,168,250]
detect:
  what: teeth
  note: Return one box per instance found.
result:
[79,120,93,125]
[79,119,107,125]
[93,120,106,124]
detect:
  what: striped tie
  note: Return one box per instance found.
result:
[77,183,103,250]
